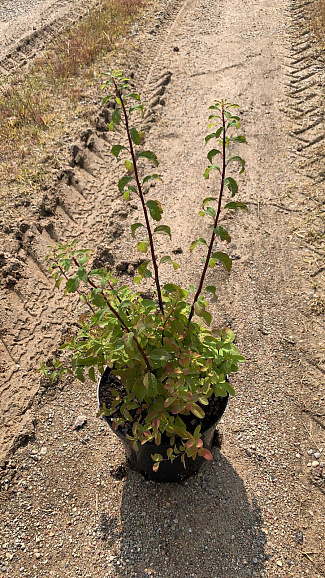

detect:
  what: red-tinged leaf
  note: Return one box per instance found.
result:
[198,448,213,460]
[152,462,160,472]
[195,438,203,449]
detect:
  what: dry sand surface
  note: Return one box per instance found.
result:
[0,0,324,576]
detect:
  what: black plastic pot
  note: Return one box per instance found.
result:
[97,367,229,483]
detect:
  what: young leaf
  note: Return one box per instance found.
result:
[205,127,223,145]
[205,206,216,218]
[128,93,141,101]
[137,240,149,253]
[190,238,207,252]
[154,225,171,239]
[138,261,152,279]
[123,332,135,356]
[118,176,132,193]
[191,404,205,419]
[146,200,163,221]
[214,226,231,243]
[198,448,213,460]
[143,174,162,184]
[77,267,88,283]
[224,177,238,197]
[224,201,247,210]
[112,108,121,125]
[65,277,79,293]
[130,127,142,145]
[137,151,159,167]
[211,252,232,271]
[205,285,217,295]
[228,155,245,174]
[202,196,217,208]
[202,310,212,326]
[125,159,134,173]
[204,165,221,179]
[160,256,179,269]
[230,135,247,143]
[111,144,126,158]
[144,372,158,396]
[207,149,221,164]
[131,223,144,238]
[150,348,171,365]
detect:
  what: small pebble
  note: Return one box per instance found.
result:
[314,452,321,459]
[312,461,320,468]
[307,449,313,455]
[73,415,87,430]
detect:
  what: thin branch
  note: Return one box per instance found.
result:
[188,105,227,323]
[115,80,164,316]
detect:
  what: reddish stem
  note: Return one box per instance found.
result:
[188,106,227,323]
[115,81,164,316]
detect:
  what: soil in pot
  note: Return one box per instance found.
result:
[98,367,229,483]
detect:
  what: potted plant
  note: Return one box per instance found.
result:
[40,70,247,483]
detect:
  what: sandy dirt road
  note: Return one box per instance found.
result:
[0,0,324,576]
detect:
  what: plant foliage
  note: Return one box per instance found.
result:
[40,70,247,471]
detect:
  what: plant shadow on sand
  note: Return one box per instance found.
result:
[112,449,266,577]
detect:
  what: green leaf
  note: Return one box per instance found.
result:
[191,404,205,419]
[143,174,162,184]
[222,381,236,396]
[118,175,132,193]
[131,223,144,237]
[151,453,163,462]
[129,104,144,116]
[88,367,96,382]
[123,190,130,201]
[211,252,232,271]
[224,201,247,210]
[112,108,121,125]
[202,196,217,209]
[77,267,88,282]
[146,200,163,221]
[205,206,216,218]
[111,144,126,158]
[150,348,171,366]
[144,372,158,396]
[123,332,135,356]
[138,261,152,279]
[133,378,147,403]
[207,149,221,164]
[190,237,207,252]
[214,226,231,243]
[130,127,142,145]
[202,310,212,326]
[160,256,179,269]
[128,93,141,101]
[228,156,245,174]
[65,277,79,293]
[137,151,159,167]
[204,165,221,179]
[125,159,134,173]
[163,283,181,293]
[154,225,171,239]
[137,240,149,253]
[194,301,205,318]
[224,177,238,197]
[205,127,223,145]
[205,285,217,295]
[230,135,247,143]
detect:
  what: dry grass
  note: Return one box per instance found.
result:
[0,0,146,198]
